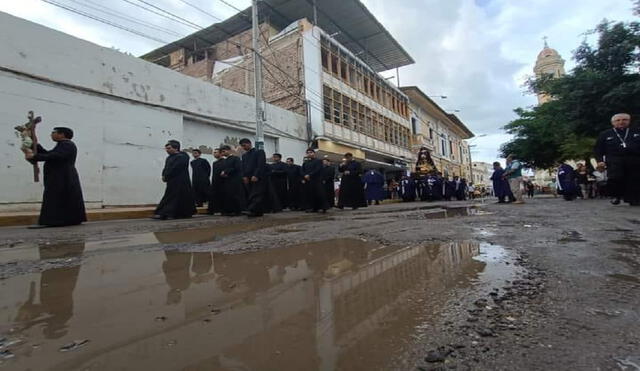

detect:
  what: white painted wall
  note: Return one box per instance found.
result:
[0,12,308,211]
[302,25,325,138]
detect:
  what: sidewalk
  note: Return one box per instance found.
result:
[0,199,406,227]
[0,206,222,227]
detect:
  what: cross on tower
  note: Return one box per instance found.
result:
[543,36,549,48]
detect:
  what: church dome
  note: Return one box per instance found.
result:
[537,46,561,60]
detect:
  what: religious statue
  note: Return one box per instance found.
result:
[14,111,42,182]
[416,147,437,177]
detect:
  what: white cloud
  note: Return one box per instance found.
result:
[0,0,636,163]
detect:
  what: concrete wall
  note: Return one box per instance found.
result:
[0,12,308,211]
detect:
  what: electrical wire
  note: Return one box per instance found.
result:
[41,0,170,43]
[134,0,203,30]
[121,0,200,30]
[177,0,223,22]
[69,0,185,37]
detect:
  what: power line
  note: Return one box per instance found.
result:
[134,0,203,30]
[177,0,223,22]
[121,0,200,31]
[41,0,170,44]
[217,0,246,14]
[69,0,185,37]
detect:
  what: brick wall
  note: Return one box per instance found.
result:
[213,27,306,115]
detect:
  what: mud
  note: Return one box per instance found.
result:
[0,197,639,370]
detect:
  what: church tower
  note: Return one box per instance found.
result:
[533,38,565,104]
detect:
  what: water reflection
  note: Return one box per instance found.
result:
[1,239,494,371]
[14,242,85,339]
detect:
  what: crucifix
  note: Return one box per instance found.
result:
[542,36,549,48]
[14,111,42,182]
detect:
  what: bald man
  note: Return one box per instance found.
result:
[594,113,640,206]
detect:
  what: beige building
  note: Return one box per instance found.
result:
[142,0,416,173]
[471,162,493,186]
[533,39,565,104]
[401,86,474,179]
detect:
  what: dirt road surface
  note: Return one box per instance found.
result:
[0,197,639,370]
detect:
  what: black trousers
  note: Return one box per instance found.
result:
[245,179,266,214]
[607,155,640,204]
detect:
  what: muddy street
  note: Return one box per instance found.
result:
[1,198,639,370]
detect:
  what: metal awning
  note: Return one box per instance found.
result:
[141,0,414,72]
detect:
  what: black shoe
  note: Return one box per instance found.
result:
[352,207,358,210]
[247,212,263,218]
[375,201,380,205]
[611,198,621,205]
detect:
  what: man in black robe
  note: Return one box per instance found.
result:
[153,140,196,220]
[322,158,336,208]
[190,149,211,207]
[208,148,225,215]
[269,153,289,209]
[25,127,86,228]
[219,145,244,216]
[594,113,640,206]
[444,176,456,201]
[285,157,302,210]
[301,149,329,212]
[240,138,268,217]
[337,153,367,210]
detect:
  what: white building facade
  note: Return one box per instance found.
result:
[0,13,309,211]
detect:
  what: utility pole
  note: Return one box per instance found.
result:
[312,0,318,25]
[252,0,265,150]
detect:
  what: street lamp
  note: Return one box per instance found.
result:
[428,95,447,99]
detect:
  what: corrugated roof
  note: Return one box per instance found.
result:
[140,0,414,72]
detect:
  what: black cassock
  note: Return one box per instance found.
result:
[242,148,268,215]
[269,161,289,209]
[190,158,211,206]
[338,161,367,208]
[286,164,302,210]
[155,151,196,218]
[31,140,86,226]
[444,180,456,201]
[208,158,226,214]
[322,165,336,207]
[594,127,640,205]
[301,158,329,211]
[221,155,245,214]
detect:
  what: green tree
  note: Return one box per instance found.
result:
[500,19,640,167]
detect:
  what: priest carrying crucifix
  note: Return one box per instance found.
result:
[24,126,87,228]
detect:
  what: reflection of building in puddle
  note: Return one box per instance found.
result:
[1,239,484,370]
[172,239,484,370]
[14,242,85,339]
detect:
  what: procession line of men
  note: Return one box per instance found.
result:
[21,112,638,228]
[153,139,376,220]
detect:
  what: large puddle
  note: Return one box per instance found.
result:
[0,237,516,370]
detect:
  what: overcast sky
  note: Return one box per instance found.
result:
[1,0,637,163]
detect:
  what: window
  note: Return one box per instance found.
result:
[321,47,329,71]
[429,128,434,139]
[411,117,417,135]
[330,54,339,77]
[333,91,342,124]
[440,135,447,157]
[323,86,332,121]
[340,58,348,81]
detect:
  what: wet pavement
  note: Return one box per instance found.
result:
[1,198,639,370]
[0,216,518,370]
